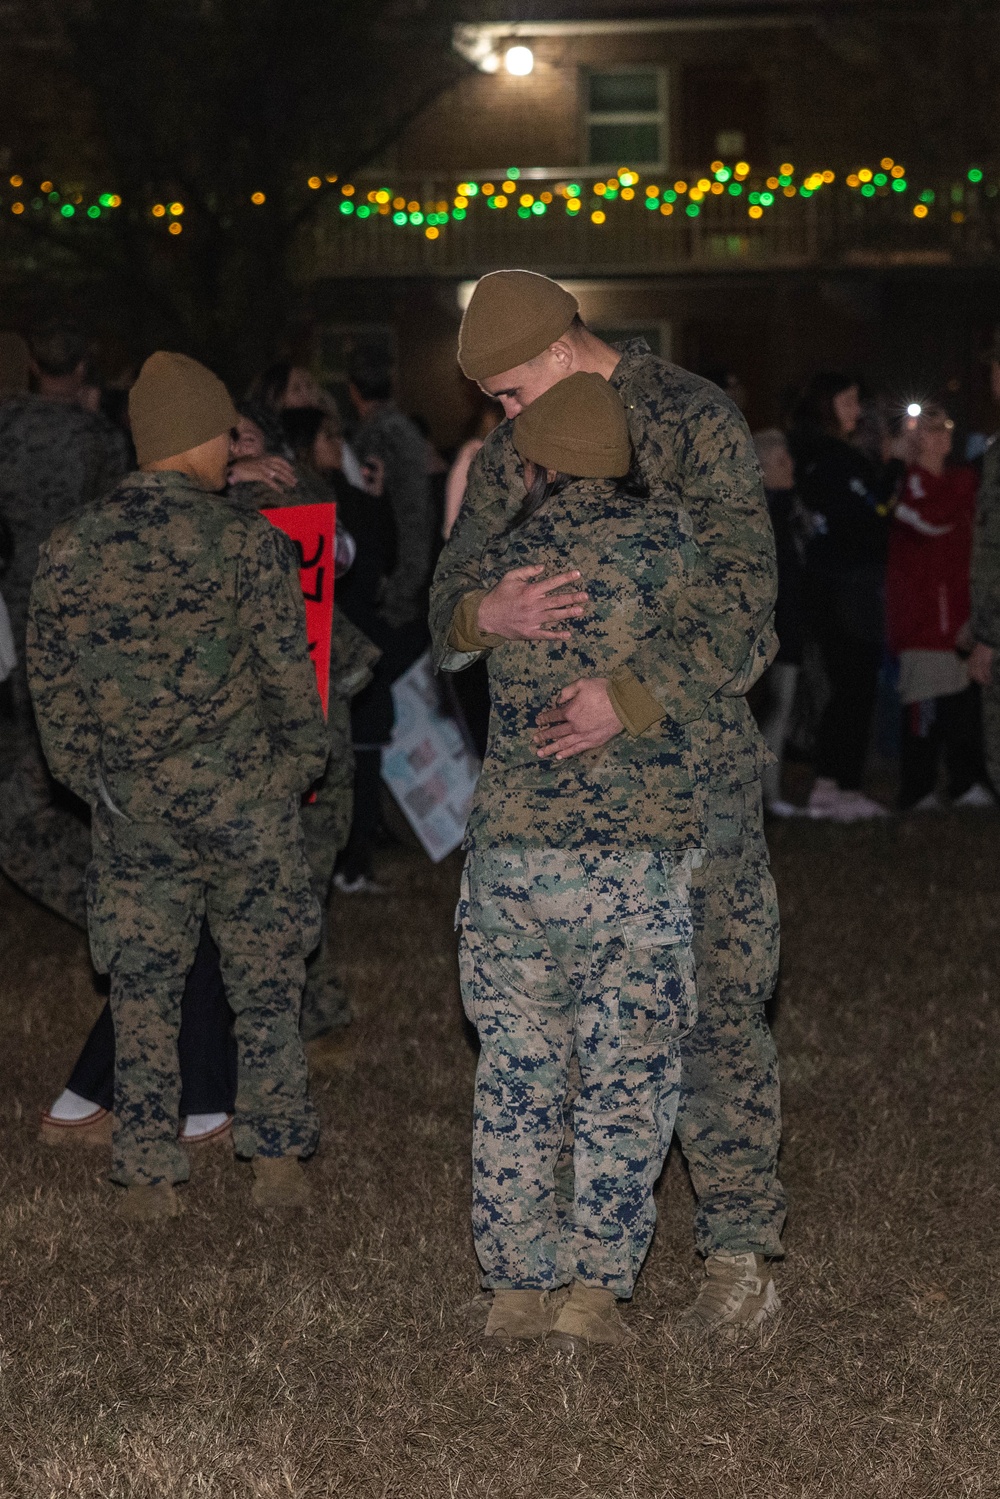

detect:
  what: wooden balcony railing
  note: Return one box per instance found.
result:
[301,166,1000,280]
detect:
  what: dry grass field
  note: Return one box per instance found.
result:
[1,810,999,1498]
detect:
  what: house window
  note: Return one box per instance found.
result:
[586,69,667,167]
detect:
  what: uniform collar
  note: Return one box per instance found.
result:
[118,469,217,498]
[608,338,654,392]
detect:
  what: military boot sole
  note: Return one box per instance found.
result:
[39,1108,113,1148]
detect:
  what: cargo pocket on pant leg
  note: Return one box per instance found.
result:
[618,906,698,1046]
[454,863,478,1027]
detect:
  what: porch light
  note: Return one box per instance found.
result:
[505,45,534,76]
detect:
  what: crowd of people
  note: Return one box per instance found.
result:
[1,278,998,1353]
[747,365,999,821]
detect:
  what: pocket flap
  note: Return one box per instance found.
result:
[621,907,694,949]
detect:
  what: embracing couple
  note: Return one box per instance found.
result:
[431,271,784,1351]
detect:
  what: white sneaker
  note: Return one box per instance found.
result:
[765,798,800,818]
[180,1112,232,1142]
[333,872,390,896]
[47,1088,104,1122]
[831,789,889,822]
[909,792,944,813]
[953,783,996,809]
[806,777,842,819]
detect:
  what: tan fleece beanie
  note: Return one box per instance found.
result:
[129,351,238,466]
[458,271,579,381]
[513,372,631,478]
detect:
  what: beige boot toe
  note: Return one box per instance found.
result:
[118,1183,183,1222]
[547,1282,630,1352]
[482,1288,559,1343]
[251,1155,311,1210]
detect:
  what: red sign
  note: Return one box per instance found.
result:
[261,501,336,716]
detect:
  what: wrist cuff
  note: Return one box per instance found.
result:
[448,591,504,652]
[608,668,665,736]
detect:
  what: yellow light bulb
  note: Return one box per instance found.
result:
[734,162,750,177]
[914,203,928,218]
[502,179,515,193]
[251,192,265,205]
[891,165,905,179]
[169,221,182,235]
[697,178,711,192]
[425,226,439,239]
[710,160,724,173]
[846,174,860,188]
[748,205,763,219]
[11,201,24,214]
[674,180,687,194]
[308,176,322,190]
[780,162,794,176]
[822,170,835,183]
[325,174,338,183]
[341,184,355,197]
[495,194,508,208]
[540,191,552,203]
[482,183,495,195]
[407,200,419,213]
[169,202,183,215]
[152,204,166,217]
[9,175,22,187]
[519,193,534,206]
[40,181,53,193]
[710,182,724,195]
[783,185,796,198]
[881,157,894,170]
[659,202,673,216]
[591,209,606,224]
[621,186,635,199]
[858,169,873,182]
[766,176,779,190]
[393,197,405,210]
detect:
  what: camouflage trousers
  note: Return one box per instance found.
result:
[300,754,354,1039]
[458,846,700,1298]
[678,814,784,1258]
[88,798,321,1187]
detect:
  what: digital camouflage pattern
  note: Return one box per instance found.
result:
[469,473,702,850]
[27,468,329,1185]
[90,797,320,1185]
[0,394,130,918]
[0,393,130,726]
[458,845,699,1298]
[229,474,381,1035]
[430,339,778,814]
[432,340,783,1260]
[971,439,1000,786]
[352,402,435,629]
[27,470,329,820]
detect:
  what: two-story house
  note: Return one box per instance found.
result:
[303,1,1000,440]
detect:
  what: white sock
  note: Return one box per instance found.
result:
[180,1112,230,1140]
[48,1088,102,1121]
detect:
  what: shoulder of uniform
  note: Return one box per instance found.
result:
[617,355,743,428]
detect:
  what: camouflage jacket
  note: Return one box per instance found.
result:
[430,340,777,821]
[0,394,130,646]
[971,439,1000,671]
[468,475,704,849]
[352,402,435,629]
[26,470,330,824]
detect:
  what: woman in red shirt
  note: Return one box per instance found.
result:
[885,402,993,809]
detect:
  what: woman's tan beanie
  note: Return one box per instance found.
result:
[129,351,238,466]
[512,372,632,479]
[458,271,579,381]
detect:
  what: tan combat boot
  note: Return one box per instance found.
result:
[483,1288,559,1343]
[117,1183,183,1222]
[251,1155,311,1210]
[547,1282,630,1353]
[677,1251,780,1338]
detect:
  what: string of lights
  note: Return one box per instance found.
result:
[0,160,994,240]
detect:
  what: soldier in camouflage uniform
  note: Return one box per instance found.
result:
[968,341,1000,784]
[0,322,130,917]
[432,273,783,1340]
[27,352,329,1220]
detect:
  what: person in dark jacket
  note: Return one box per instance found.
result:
[752,429,810,815]
[789,373,891,821]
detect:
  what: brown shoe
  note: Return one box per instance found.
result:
[547,1282,630,1352]
[483,1288,559,1343]
[117,1183,183,1222]
[676,1252,781,1339]
[39,1106,113,1148]
[251,1155,311,1210]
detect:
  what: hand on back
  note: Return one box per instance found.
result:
[477,565,588,643]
